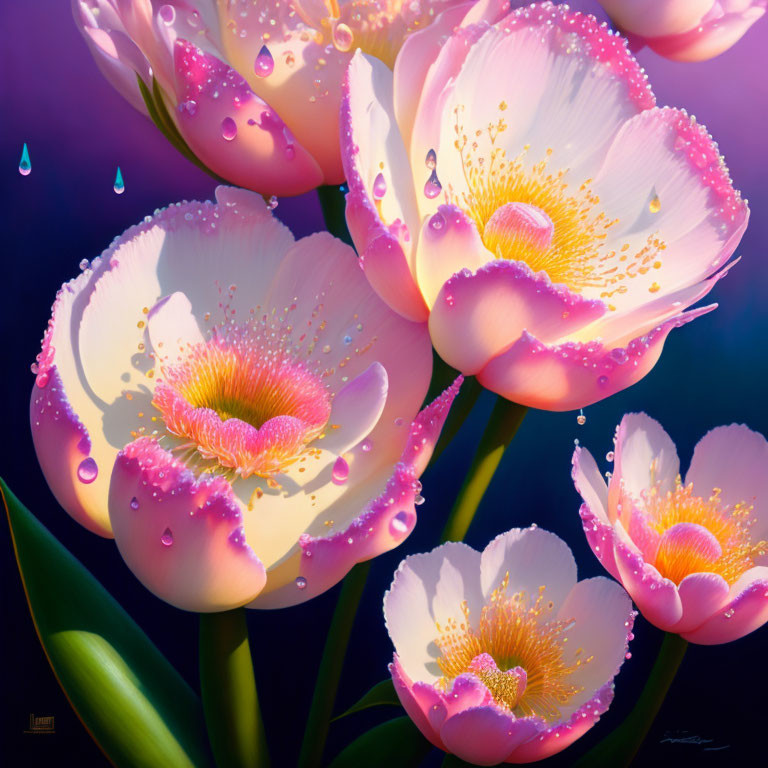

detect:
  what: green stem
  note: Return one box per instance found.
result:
[317,185,353,244]
[574,632,688,768]
[298,562,372,768]
[199,609,270,768]
[440,397,527,543]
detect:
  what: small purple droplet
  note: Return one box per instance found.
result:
[254,45,274,77]
[361,439,373,453]
[597,375,609,388]
[372,172,387,200]
[389,511,410,537]
[609,348,628,365]
[331,456,349,485]
[295,576,307,589]
[130,497,140,510]
[424,169,442,199]
[285,144,295,160]
[428,211,445,232]
[221,117,237,141]
[160,527,174,547]
[425,148,437,170]
[159,4,176,24]
[77,457,98,484]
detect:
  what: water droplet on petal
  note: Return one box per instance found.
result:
[19,142,31,176]
[424,169,442,199]
[255,45,274,77]
[113,166,125,195]
[331,21,354,52]
[77,457,98,484]
[577,409,586,426]
[606,451,615,462]
[221,117,238,141]
[332,456,349,484]
[414,494,425,505]
[267,195,278,210]
[295,576,308,589]
[648,191,661,213]
[425,148,437,170]
[389,511,410,537]
[597,374,609,388]
[360,438,372,452]
[130,496,140,510]
[160,527,174,547]
[429,211,445,232]
[372,172,387,200]
[159,4,176,25]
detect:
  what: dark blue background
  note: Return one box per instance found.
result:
[2,1,766,765]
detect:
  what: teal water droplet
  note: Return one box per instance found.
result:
[113,166,125,194]
[19,143,31,176]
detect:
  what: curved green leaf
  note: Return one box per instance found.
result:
[332,679,400,722]
[2,478,211,768]
[328,716,432,768]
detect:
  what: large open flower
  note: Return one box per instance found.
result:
[73,0,476,195]
[599,0,767,62]
[385,527,634,764]
[573,413,768,644]
[342,1,748,410]
[31,186,459,611]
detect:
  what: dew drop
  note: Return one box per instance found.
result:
[295,576,308,589]
[389,511,410,536]
[648,192,661,214]
[267,195,278,210]
[425,148,437,170]
[424,169,442,199]
[255,45,274,77]
[361,438,373,452]
[597,375,609,388]
[130,496,140,510]
[331,21,354,52]
[77,457,98,484]
[113,166,125,195]
[343,334,352,345]
[331,456,349,484]
[414,494,425,506]
[394,417,405,427]
[221,117,238,141]
[160,527,174,547]
[428,211,445,232]
[606,451,615,462]
[372,172,387,199]
[159,4,176,25]
[577,409,586,426]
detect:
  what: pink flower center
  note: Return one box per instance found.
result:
[152,326,332,478]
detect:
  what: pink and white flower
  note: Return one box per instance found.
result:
[342,1,748,411]
[31,185,459,612]
[385,527,634,764]
[72,0,476,196]
[573,413,768,644]
[599,1,767,61]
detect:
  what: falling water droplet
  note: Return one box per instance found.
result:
[331,456,349,484]
[254,45,274,77]
[19,143,31,176]
[648,192,661,214]
[295,576,308,589]
[414,495,425,506]
[160,527,174,547]
[331,21,354,52]
[424,169,442,199]
[372,172,387,200]
[130,496,140,510]
[77,457,99,484]
[267,195,278,210]
[425,148,437,170]
[113,166,125,194]
[221,117,238,141]
[577,409,586,426]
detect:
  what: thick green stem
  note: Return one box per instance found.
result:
[317,185,353,244]
[575,632,688,768]
[440,397,527,543]
[298,562,372,768]
[199,609,270,768]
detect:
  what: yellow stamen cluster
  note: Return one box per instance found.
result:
[642,479,767,585]
[434,576,590,721]
[451,105,665,299]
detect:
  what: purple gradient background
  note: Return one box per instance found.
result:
[1,1,767,766]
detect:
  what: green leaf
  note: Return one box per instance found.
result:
[328,717,432,768]
[332,679,401,722]
[2,478,211,768]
